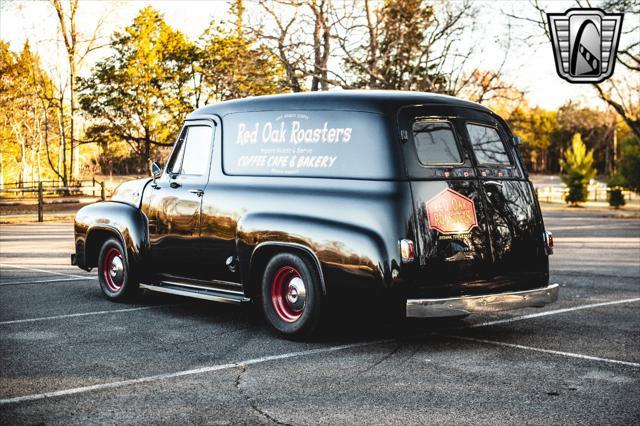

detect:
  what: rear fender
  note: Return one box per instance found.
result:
[237,213,391,298]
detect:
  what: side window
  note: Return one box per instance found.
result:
[412,121,462,165]
[167,126,213,176]
[166,130,186,175]
[180,126,213,175]
[466,123,511,166]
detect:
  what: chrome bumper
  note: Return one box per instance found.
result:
[406,284,559,318]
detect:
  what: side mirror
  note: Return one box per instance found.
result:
[151,162,162,181]
[513,136,522,146]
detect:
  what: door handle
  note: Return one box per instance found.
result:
[189,189,204,197]
[170,181,181,189]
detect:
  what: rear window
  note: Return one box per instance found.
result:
[412,121,461,165]
[223,110,396,179]
[466,123,510,165]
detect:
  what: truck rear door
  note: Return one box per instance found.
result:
[399,105,548,297]
[399,105,494,294]
[464,114,548,289]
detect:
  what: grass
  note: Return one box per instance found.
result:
[0,197,93,224]
[0,213,75,225]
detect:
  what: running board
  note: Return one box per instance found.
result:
[140,282,250,304]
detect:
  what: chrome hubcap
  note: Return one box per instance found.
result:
[109,256,124,283]
[285,277,306,311]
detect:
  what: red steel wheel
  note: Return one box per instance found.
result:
[102,247,125,292]
[270,266,306,323]
[98,237,139,301]
[262,253,323,337]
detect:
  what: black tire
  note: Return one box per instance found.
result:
[97,237,139,301]
[261,253,324,338]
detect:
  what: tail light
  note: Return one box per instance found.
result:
[399,239,415,263]
[544,231,554,255]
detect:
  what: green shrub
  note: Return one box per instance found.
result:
[618,136,640,193]
[561,133,595,206]
[608,187,626,208]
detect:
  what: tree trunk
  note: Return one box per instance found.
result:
[58,97,68,187]
[310,0,329,91]
[70,58,77,181]
[364,0,379,88]
[319,3,330,91]
[311,10,321,91]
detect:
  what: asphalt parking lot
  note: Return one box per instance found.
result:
[1,211,639,425]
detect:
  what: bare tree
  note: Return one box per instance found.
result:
[309,0,331,90]
[452,22,526,116]
[253,0,525,105]
[511,0,640,139]
[253,0,341,91]
[253,0,305,91]
[593,0,640,139]
[49,0,108,182]
[335,0,519,105]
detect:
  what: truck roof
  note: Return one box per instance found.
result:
[187,90,491,118]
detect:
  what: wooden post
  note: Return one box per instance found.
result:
[92,177,96,197]
[37,182,43,222]
[100,181,105,201]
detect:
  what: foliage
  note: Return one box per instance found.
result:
[557,102,620,174]
[608,187,626,208]
[78,5,284,171]
[617,135,640,192]
[0,1,636,181]
[505,101,626,175]
[78,7,195,169]
[522,0,639,141]
[373,0,443,90]
[341,0,468,92]
[0,41,64,186]
[195,23,284,106]
[508,106,558,172]
[560,133,596,206]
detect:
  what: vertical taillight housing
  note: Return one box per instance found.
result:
[399,239,415,263]
[544,231,554,255]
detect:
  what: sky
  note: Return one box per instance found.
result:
[0,0,633,110]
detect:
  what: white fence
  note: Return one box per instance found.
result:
[535,182,637,203]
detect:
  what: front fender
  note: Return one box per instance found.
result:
[74,201,148,270]
[236,212,393,295]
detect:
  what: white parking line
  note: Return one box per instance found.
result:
[0,277,97,286]
[0,263,91,280]
[0,339,391,405]
[0,304,187,326]
[0,294,637,405]
[470,297,640,328]
[449,335,640,368]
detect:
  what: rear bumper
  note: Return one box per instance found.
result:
[406,283,559,318]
